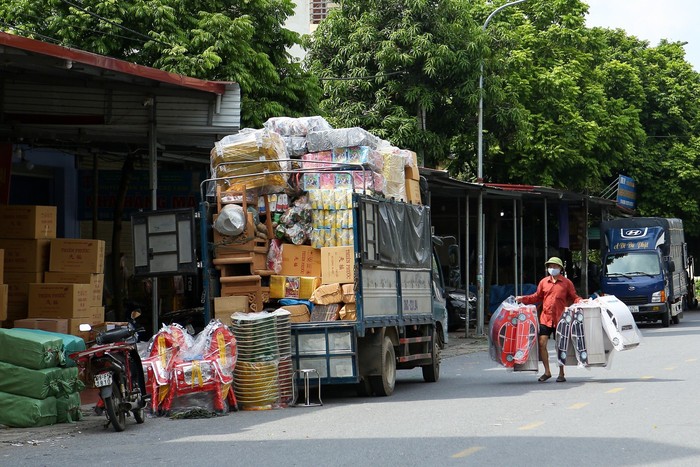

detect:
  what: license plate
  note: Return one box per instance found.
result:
[94,373,112,387]
[628,305,639,313]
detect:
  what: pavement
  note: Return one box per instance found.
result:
[0,329,488,447]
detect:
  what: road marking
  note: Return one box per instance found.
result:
[640,376,654,380]
[451,446,484,458]
[664,366,676,371]
[606,388,624,394]
[686,358,697,362]
[568,402,589,409]
[518,421,544,430]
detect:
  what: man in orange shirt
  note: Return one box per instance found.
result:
[516,257,581,382]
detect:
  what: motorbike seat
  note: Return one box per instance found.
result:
[98,327,134,344]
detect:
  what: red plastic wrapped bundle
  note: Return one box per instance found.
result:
[488,298,538,368]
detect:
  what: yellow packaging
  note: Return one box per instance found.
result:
[310,283,343,305]
[270,275,321,299]
[339,303,357,321]
[321,246,355,284]
[342,283,356,304]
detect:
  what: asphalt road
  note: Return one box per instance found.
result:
[3,310,700,466]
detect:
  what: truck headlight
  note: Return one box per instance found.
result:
[651,290,666,303]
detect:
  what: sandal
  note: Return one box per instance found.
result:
[556,375,566,382]
[538,374,552,382]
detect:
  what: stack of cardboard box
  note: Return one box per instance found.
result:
[0,206,55,328]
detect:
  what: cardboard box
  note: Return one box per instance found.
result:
[214,296,248,325]
[13,318,68,334]
[277,304,310,323]
[321,246,355,284]
[5,272,43,315]
[339,303,357,321]
[342,283,356,304]
[406,179,422,205]
[0,205,57,239]
[310,283,344,305]
[92,322,128,333]
[49,239,105,273]
[270,275,321,299]
[78,305,104,322]
[405,164,420,181]
[0,239,51,272]
[44,272,104,306]
[280,244,322,277]
[0,284,7,321]
[27,283,91,319]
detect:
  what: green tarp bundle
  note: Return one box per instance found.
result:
[0,362,83,399]
[0,391,57,428]
[0,328,65,370]
[13,329,86,367]
[56,392,82,423]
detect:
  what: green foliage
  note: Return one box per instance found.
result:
[0,0,322,127]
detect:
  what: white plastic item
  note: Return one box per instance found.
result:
[214,203,246,237]
[595,295,642,351]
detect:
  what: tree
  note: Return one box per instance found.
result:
[0,0,321,127]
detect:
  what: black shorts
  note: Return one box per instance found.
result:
[539,324,555,338]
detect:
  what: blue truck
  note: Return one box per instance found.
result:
[600,217,695,327]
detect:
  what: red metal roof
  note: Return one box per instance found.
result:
[0,31,230,95]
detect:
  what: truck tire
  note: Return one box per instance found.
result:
[356,377,373,397]
[422,330,441,383]
[661,305,670,328]
[370,336,396,396]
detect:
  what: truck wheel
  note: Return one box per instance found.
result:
[356,377,373,397]
[370,336,396,396]
[422,330,441,383]
[672,301,681,325]
[661,306,670,328]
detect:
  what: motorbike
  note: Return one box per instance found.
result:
[70,311,148,432]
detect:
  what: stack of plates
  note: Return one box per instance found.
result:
[231,312,281,410]
[274,309,293,405]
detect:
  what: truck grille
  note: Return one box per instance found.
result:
[620,296,648,305]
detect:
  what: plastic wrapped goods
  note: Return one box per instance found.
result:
[352,170,385,194]
[488,297,538,368]
[56,391,82,423]
[0,391,57,427]
[211,129,288,191]
[300,151,332,169]
[307,127,380,152]
[346,146,384,171]
[263,116,332,136]
[0,362,82,400]
[0,328,65,370]
[214,204,247,237]
[15,329,86,367]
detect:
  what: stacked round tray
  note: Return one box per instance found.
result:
[231,312,280,410]
[274,309,293,406]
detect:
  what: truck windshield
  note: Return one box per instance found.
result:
[605,252,661,276]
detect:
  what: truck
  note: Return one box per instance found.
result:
[198,171,448,397]
[600,217,695,327]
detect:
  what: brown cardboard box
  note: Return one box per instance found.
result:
[0,205,57,239]
[214,296,248,325]
[44,272,104,306]
[5,273,43,315]
[92,322,128,333]
[0,284,8,321]
[321,246,355,284]
[405,164,420,181]
[339,303,357,321]
[342,283,356,304]
[280,244,322,277]
[68,317,103,336]
[13,318,69,334]
[0,239,51,272]
[277,304,310,323]
[310,283,344,305]
[27,283,91,319]
[49,239,105,273]
[270,275,321,299]
[78,305,104,322]
[406,179,422,205]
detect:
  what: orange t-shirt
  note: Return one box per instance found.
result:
[520,275,580,327]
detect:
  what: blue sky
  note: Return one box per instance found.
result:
[585,0,700,71]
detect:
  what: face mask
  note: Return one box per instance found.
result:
[548,268,560,277]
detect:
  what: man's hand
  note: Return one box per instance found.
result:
[514,296,523,303]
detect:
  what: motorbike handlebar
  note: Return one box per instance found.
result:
[97,326,137,345]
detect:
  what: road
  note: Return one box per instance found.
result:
[3,310,700,466]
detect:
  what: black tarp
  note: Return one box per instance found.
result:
[371,198,431,268]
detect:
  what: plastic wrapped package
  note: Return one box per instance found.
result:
[13,329,86,367]
[310,228,325,249]
[401,149,418,168]
[346,146,384,171]
[302,173,321,191]
[282,136,308,157]
[0,362,81,400]
[307,127,380,152]
[214,204,247,237]
[488,297,538,368]
[320,189,334,210]
[332,147,347,163]
[335,173,353,190]
[211,129,288,191]
[0,391,57,427]
[334,190,352,210]
[276,200,313,244]
[385,178,407,202]
[382,146,407,199]
[319,172,335,190]
[300,151,333,169]
[352,170,385,194]
[308,189,322,209]
[56,391,82,423]
[267,239,283,274]
[263,116,332,136]
[0,328,65,370]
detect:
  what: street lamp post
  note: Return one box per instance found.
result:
[476,0,527,335]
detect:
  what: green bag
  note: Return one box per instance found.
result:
[56,392,83,423]
[0,391,57,428]
[0,328,65,369]
[0,362,82,399]
[13,329,86,367]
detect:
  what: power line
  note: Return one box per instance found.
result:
[59,0,173,48]
[319,71,408,81]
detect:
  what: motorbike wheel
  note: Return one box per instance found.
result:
[104,382,127,432]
